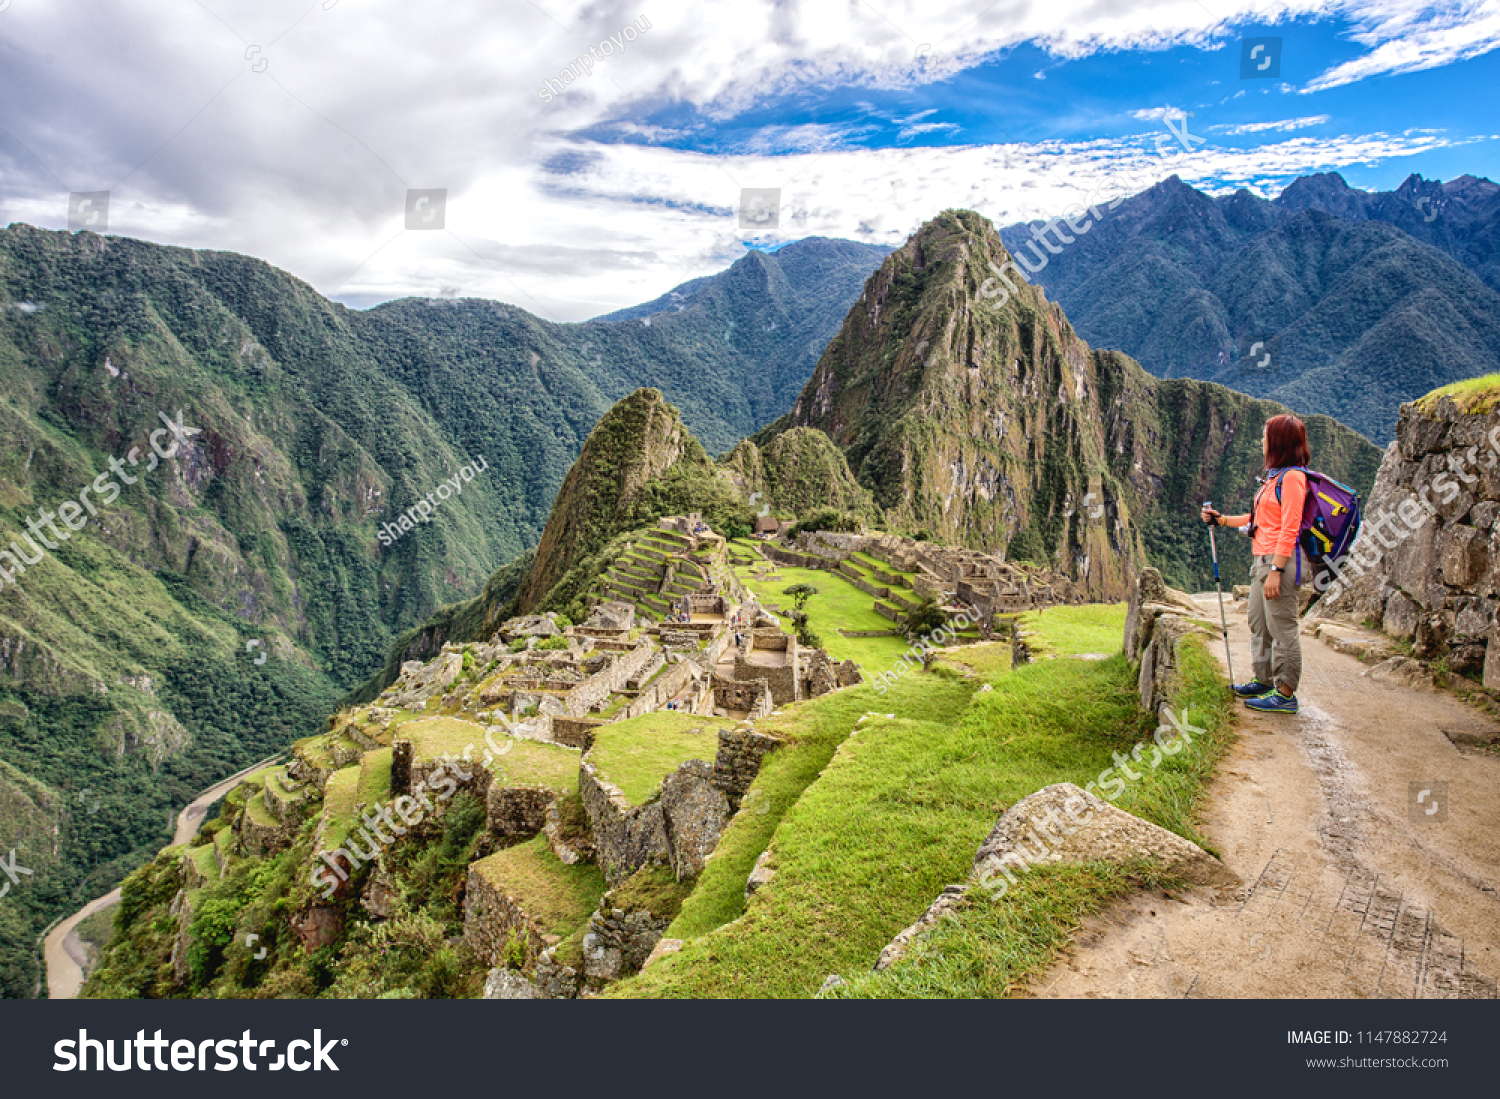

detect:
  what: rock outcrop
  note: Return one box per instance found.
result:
[1318,388,1500,686]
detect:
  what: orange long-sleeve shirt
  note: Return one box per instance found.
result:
[1250,468,1307,559]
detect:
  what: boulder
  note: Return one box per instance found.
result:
[1382,589,1422,638]
[386,652,464,708]
[972,783,1238,894]
[1440,524,1488,588]
[483,968,539,999]
[745,850,775,897]
[641,937,683,970]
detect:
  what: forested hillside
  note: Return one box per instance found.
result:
[0,225,885,995]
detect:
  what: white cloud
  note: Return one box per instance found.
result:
[1209,114,1332,134]
[0,0,1493,322]
[1304,0,1500,91]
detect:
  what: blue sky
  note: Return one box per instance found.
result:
[2,1,1498,319]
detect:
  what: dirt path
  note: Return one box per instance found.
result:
[43,752,284,999]
[1037,595,1500,999]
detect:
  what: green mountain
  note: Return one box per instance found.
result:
[0,225,885,996]
[999,174,1500,442]
[351,388,873,702]
[761,209,1384,594]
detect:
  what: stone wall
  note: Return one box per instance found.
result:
[763,545,824,570]
[552,717,602,750]
[736,656,797,705]
[712,725,782,811]
[1318,398,1500,686]
[578,759,671,885]
[619,657,697,720]
[712,674,773,718]
[1124,567,1209,721]
[464,865,549,968]
[486,785,555,839]
[581,724,783,881]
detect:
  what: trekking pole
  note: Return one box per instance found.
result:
[1202,500,1235,684]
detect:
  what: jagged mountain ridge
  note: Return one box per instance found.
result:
[762,209,1385,594]
[998,173,1500,443]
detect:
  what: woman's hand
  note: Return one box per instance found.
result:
[1264,569,1282,599]
[1201,507,1220,525]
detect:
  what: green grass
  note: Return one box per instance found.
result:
[935,641,1012,681]
[358,748,393,805]
[1017,603,1128,656]
[834,638,1235,997]
[828,862,1184,998]
[662,671,972,944]
[243,792,277,829]
[614,637,1231,999]
[588,712,722,805]
[736,563,911,670]
[188,843,221,885]
[319,766,361,849]
[851,551,913,580]
[469,835,607,938]
[1415,373,1500,415]
[402,716,578,792]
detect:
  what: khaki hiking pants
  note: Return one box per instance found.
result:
[1247,555,1301,695]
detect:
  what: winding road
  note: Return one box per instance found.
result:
[43,753,284,998]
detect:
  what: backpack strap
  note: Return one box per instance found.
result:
[1252,467,1305,583]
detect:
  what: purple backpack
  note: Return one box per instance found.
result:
[1256,466,1362,590]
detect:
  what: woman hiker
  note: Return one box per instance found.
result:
[1199,413,1307,715]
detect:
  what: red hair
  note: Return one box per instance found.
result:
[1264,414,1310,470]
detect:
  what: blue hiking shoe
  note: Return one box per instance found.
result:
[1245,691,1298,714]
[1232,679,1275,698]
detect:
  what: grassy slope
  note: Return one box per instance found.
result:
[1015,603,1128,656]
[834,638,1233,997]
[738,563,911,670]
[589,712,722,805]
[617,603,1234,999]
[471,835,607,938]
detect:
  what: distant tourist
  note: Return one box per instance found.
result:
[1201,413,1308,715]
